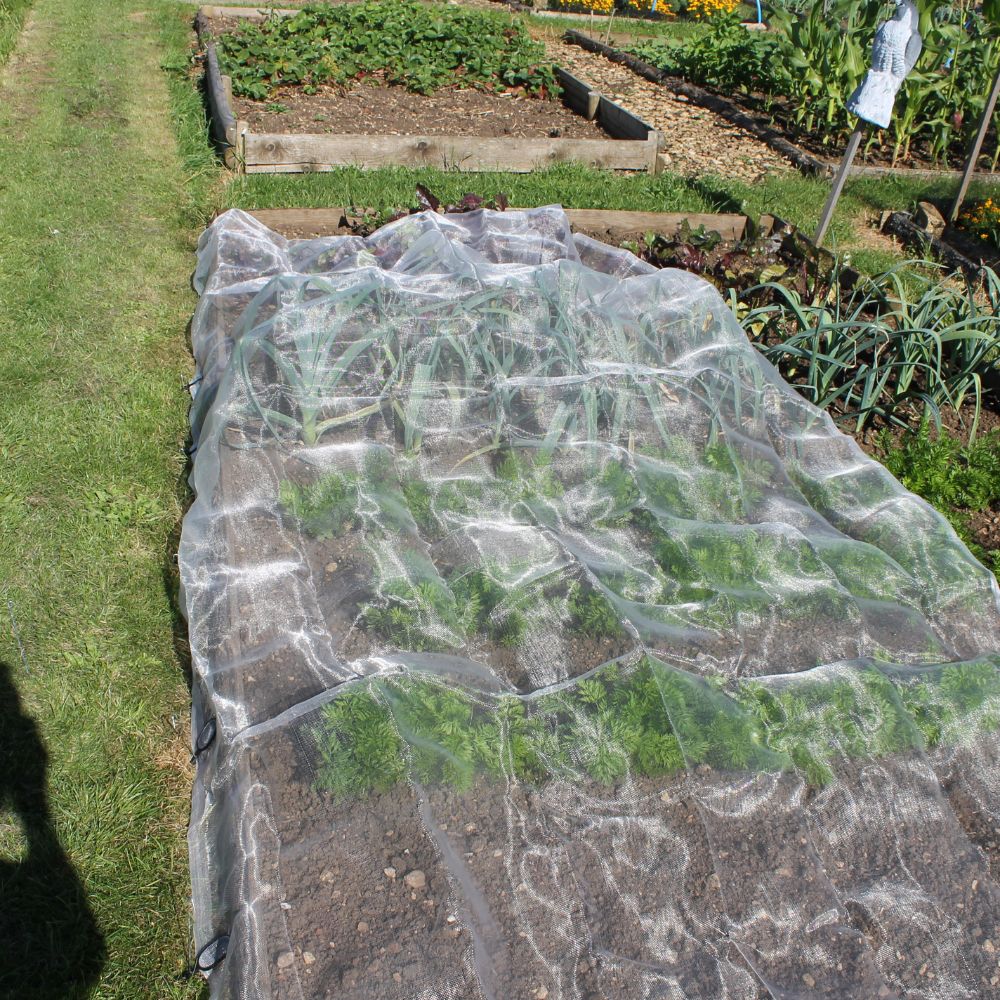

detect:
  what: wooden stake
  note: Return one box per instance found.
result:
[815,126,864,248]
[949,64,1000,224]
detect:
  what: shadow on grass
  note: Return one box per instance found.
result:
[0,660,106,998]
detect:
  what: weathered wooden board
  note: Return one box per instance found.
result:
[597,95,653,141]
[246,207,749,241]
[555,67,600,120]
[243,132,657,173]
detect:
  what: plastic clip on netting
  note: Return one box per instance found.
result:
[181,207,1000,999]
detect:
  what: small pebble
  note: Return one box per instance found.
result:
[404,869,427,890]
[802,973,815,988]
[384,866,397,880]
[303,952,315,966]
[276,952,295,970]
[357,921,370,934]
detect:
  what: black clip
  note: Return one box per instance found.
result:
[191,717,217,763]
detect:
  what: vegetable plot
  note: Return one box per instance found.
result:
[216,0,558,100]
[183,208,1000,999]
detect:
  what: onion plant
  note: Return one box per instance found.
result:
[738,262,1000,436]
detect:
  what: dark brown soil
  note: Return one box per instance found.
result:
[251,734,485,1000]
[233,78,613,139]
[225,719,1000,1000]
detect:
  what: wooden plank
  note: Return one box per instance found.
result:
[555,67,601,121]
[247,207,749,241]
[564,209,746,239]
[243,132,654,173]
[204,43,237,148]
[597,95,653,140]
[819,159,1000,184]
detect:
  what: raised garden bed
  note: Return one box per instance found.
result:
[198,4,662,173]
[184,206,1000,998]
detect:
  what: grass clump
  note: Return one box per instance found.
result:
[218,0,558,99]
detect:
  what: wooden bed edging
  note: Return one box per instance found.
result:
[196,7,661,174]
[241,132,659,174]
[244,207,750,240]
[203,42,242,168]
[883,211,984,280]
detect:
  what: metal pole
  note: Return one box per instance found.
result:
[814,126,864,248]
[948,64,1000,224]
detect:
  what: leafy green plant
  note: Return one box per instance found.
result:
[279,448,411,538]
[217,0,559,100]
[314,688,408,797]
[361,564,466,653]
[879,423,1000,571]
[235,279,385,446]
[310,656,1000,799]
[450,567,529,648]
[280,473,358,537]
[631,12,780,94]
[632,1,1000,164]
[566,582,624,638]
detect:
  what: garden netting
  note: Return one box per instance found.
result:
[182,207,1000,1000]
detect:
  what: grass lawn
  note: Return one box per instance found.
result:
[0,0,213,995]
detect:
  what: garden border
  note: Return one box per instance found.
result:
[563,30,1000,185]
[198,8,663,174]
[244,206,752,239]
[882,211,985,281]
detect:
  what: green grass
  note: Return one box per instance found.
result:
[523,10,711,40]
[224,164,990,276]
[0,0,33,66]
[0,0,210,995]
[223,162,719,213]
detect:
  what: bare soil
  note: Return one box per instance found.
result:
[234,78,614,138]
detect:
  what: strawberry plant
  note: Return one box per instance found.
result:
[216,0,559,100]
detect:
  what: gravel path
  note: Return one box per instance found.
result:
[545,38,794,183]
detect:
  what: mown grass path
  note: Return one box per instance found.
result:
[0,0,206,995]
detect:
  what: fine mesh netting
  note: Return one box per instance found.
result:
[182,207,1000,1000]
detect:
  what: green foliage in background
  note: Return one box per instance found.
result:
[738,261,1000,434]
[631,0,1000,164]
[217,0,558,99]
